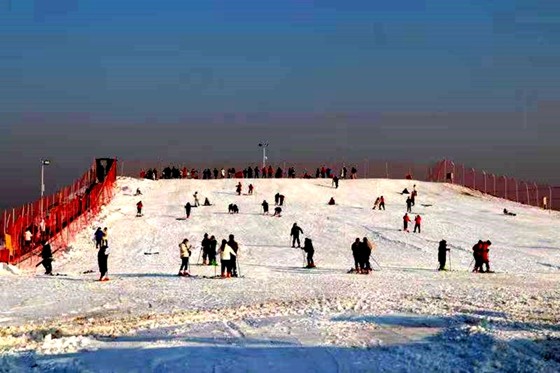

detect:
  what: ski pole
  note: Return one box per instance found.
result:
[236,255,241,277]
[468,258,474,271]
[197,247,202,265]
[370,255,382,270]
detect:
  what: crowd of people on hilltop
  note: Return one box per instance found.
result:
[139,164,361,181]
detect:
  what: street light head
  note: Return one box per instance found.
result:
[42,160,51,166]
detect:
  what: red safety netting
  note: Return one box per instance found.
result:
[0,159,117,264]
[430,159,558,211]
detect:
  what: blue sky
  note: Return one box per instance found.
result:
[1,0,558,117]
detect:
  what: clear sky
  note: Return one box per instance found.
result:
[1,1,559,208]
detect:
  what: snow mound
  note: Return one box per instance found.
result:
[0,263,22,276]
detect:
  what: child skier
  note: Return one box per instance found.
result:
[136,201,143,217]
[248,184,254,195]
[178,238,192,276]
[302,238,315,268]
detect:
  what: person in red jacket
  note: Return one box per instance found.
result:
[481,240,492,273]
[403,213,411,232]
[413,215,422,233]
[379,196,386,210]
[136,201,143,217]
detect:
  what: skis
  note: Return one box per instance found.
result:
[144,251,159,255]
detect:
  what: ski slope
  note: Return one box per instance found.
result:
[1,177,559,372]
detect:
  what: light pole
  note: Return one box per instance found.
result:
[258,142,269,169]
[41,159,51,217]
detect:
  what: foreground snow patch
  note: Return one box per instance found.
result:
[0,263,21,276]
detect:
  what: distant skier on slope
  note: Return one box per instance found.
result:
[413,215,422,233]
[279,194,285,206]
[40,238,53,275]
[248,184,254,195]
[136,201,143,217]
[332,175,339,189]
[372,197,380,210]
[236,182,242,196]
[203,197,212,206]
[403,213,411,232]
[379,196,386,210]
[406,197,412,213]
[360,237,374,274]
[472,240,483,273]
[193,192,200,207]
[438,240,449,271]
[209,235,218,265]
[302,238,315,268]
[273,206,282,217]
[328,197,336,205]
[185,202,192,219]
[290,223,304,248]
[351,238,361,272]
[481,240,492,273]
[219,239,235,278]
[262,200,269,214]
[227,234,240,277]
[98,228,110,281]
[201,233,211,265]
[274,192,280,206]
[178,238,192,276]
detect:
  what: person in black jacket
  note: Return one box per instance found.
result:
[185,202,192,219]
[40,238,53,275]
[201,233,211,265]
[290,223,304,248]
[227,234,239,277]
[351,238,361,272]
[209,235,218,265]
[438,239,450,271]
[302,238,315,268]
[262,200,269,214]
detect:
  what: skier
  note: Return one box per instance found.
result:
[185,202,192,219]
[481,240,492,273]
[403,213,411,232]
[290,223,303,248]
[134,188,142,196]
[411,189,417,206]
[262,200,269,214]
[274,192,280,206]
[209,235,218,265]
[219,239,235,277]
[472,240,483,273]
[40,238,53,275]
[360,237,374,273]
[273,206,282,217]
[413,215,422,233]
[98,228,109,281]
[438,240,449,271]
[248,184,254,195]
[178,238,192,276]
[351,238,361,272]
[94,227,104,248]
[203,197,212,206]
[193,192,200,207]
[372,197,380,210]
[332,175,339,189]
[406,197,412,213]
[201,233,211,265]
[328,197,336,205]
[236,182,242,196]
[503,208,516,216]
[351,166,357,179]
[379,196,386,210]
[279,194,285,206]
[227,234,239,277]
[136,201,143,217]
[302,238,315,268]
[221,168,226,178]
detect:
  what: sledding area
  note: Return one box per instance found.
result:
[1,177,559,372]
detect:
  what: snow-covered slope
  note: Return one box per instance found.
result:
[1,177,559,372]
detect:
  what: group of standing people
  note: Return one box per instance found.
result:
[178,234,240,278]
[472,240,492,273]
[351,237,375,274]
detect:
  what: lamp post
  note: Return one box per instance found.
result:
[258,142,269,169]
[41,159,51,217]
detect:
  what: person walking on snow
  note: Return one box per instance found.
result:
[40,238,53,275]
[379,196,385,210]
[98,228,110,281]
[219,239,235,277]
[472,240,483,273]
[273,206,282,217]
[302,238,315,268]
[332,175,339,189]
[372,197,380,210]
[178,238,192,276]
[201,233,211,265]
[136,201,143,216]
[481,240,492,273]
[351,238,361,272]
[236,182,242,196]
[209,235,218,265]
[274,192,280,206]
[185,202,192,219]
[406,197,412,213]
[227,234,239,277]
[248,184,254,195]
[279,194,285,206]
[413,215,422,233]
[193,192,200,207]
[262,200,269,214]
[290,223,304,248]
[403,213,411,232]
[361,237,374,273]
[438,240,449,271]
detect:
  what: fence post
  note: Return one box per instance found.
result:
[385,162,389,179]
[443,159,447,183]
[482,171,487,194]
[549,186,553,211]
[525,182,530,205]
[504,177,508,199]
[515,180,519,202]
[451,161,455,184]
[535,183,539,206]
[471,168,476,189]
[462,165,465,186]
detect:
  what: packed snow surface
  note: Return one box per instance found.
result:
[1,177,559,372]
